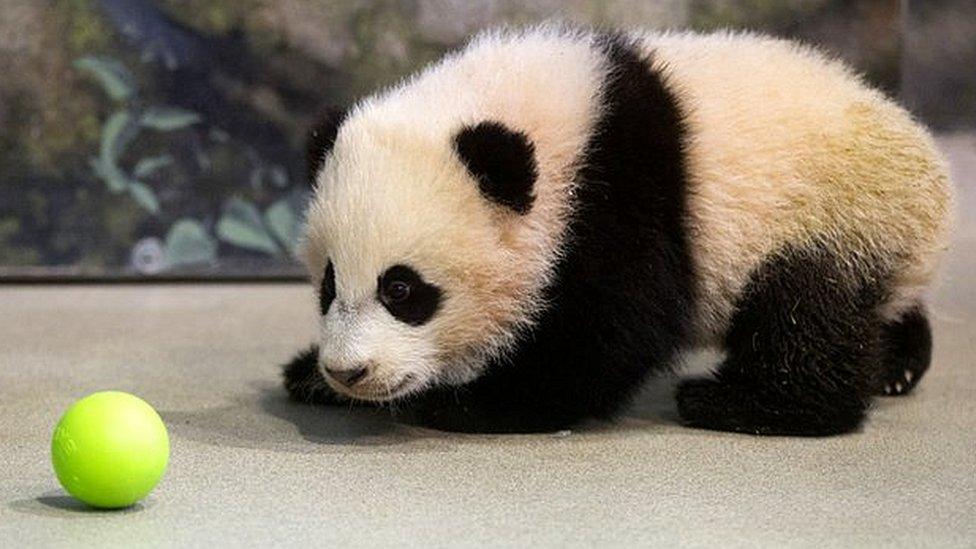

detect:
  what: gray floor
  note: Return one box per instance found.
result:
[2,136,975,547]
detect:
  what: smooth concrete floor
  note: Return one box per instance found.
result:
[2,136,975,547]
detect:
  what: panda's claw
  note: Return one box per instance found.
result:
[876,307,930,397]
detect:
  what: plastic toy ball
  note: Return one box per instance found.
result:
[51,391,169,509]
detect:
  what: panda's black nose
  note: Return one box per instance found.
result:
[325,366,368,387]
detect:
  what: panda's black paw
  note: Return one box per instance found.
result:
[282,346,347,406]
[879,367,921,396]
[674,377,758,433]
[876,307,931,397]
[875,342,927,397]
[675,377,865,437]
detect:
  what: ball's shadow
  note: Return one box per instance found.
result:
[7,490,148,518]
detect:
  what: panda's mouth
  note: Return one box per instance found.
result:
[339,374,418,402]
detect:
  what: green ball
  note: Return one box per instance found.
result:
[51,391,169,509]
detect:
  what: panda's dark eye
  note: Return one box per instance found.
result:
[383,280,411,303]
[377,265,442,326]
[319,261,336,315]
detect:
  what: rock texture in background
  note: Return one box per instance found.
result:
[0,0,965,277]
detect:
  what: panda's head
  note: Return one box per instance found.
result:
[301,107,551,402]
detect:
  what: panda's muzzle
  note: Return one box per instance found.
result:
[324,365,368,387]
[324,364,419,400]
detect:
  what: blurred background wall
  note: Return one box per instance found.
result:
[0,0,971,278]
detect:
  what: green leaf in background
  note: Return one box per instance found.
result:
[73,56,136,101]
[100,110,140,169]
[128,182,160,215]
[264,198,301,256]
[90,110,141,195]
[140,107,201,131]
[164,219,217,267]
[89,157,129,193]
[216,198,280,256]
[133,155,174,178]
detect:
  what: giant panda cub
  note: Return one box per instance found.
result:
[283,26,952,435]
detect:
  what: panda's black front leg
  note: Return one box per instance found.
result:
[282,346,350,406]
[403,376,569,433]
[402,284,686,433]
[402,340,658,434]
[403,374,588,434]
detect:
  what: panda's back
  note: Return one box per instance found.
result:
[640,31,953,342]
[355,27,951,346]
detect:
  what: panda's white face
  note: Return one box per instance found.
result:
[301,117,548,402]
[295,28,607,401]
[314,260,446,400]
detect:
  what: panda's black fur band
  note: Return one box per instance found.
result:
[405,34,698,432]
[454,121,539,214]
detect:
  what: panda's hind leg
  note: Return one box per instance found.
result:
[876,306,932,396]
[676,245,888,436]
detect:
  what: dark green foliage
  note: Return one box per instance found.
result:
[0,0,909,277]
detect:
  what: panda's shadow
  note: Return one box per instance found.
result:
[617,349,722,427]
[622,375,681,424]
[160,382,437,454]
[262,381,683,441]
[257,388,414,444]
[162,362,695,452]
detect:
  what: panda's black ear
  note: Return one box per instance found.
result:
[453,121,538,215]
[306,107,347,187]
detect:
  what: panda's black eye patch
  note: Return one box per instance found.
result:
[378,265,442,326]
[320,261,336,315]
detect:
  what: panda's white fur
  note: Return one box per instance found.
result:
[290,25,952,434]
[647,31,952,340]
